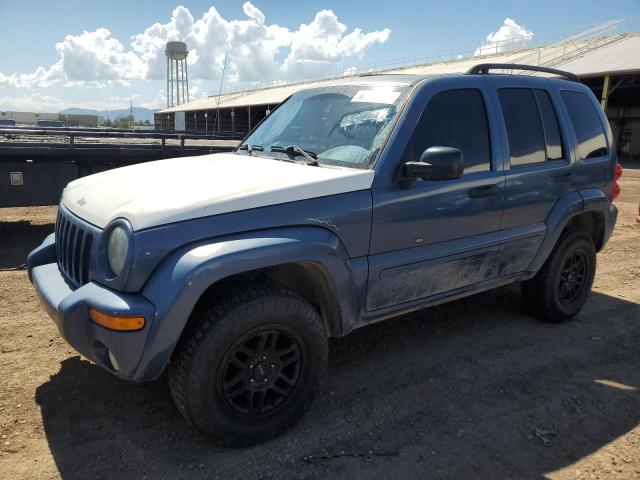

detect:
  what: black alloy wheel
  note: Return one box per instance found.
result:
[219,326,304,416]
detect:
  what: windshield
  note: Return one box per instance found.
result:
[239,84,409,168]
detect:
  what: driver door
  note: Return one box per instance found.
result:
[366,80,505,311]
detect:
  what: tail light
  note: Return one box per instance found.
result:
[611,162,623,202]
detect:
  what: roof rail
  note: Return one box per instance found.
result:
[466,63,579,82]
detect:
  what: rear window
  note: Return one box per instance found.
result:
[560,90,608,159]
[498,88,546,167]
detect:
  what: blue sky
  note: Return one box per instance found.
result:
[0,0,638,113]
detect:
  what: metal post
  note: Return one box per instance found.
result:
[181,60,186,105]
[601,74,611,110]
[248,106,251,132]
[231,108,235,133]
[175,59,180,105]
[194,112,197,131]
[185,60,190,103]
[166,57,170,108]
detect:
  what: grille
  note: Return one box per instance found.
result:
[55,209,94,286]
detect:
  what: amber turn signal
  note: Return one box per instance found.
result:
[90,308,145,331]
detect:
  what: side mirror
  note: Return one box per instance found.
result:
[404,146,464,180]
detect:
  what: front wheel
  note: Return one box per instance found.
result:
[169,283,328,446]
[522,231,596,322]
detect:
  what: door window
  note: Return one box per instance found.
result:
[405,89,491,173]
[498,88,547,167]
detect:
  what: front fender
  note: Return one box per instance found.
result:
[135,226,362,380]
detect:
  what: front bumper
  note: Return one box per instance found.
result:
[30,259,156,380]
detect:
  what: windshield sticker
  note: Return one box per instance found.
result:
[351,89,401,105]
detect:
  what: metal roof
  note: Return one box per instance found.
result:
[160,32,640,114]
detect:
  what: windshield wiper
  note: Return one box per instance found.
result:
[269,145,319,166]
[237,144,264,156]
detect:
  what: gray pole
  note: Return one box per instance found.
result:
[175,59,180,105]
[180,60,185,105]
[166,56,170,108]
[185,59,190,103]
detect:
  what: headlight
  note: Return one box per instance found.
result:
[107,225,129,276]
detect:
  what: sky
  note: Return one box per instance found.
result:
[0,0,638,113]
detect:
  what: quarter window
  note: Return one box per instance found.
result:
[498,88,546,167]
[406,89,491,173]
[534,89,564,161]
[561,90,608,159]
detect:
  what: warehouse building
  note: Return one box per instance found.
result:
[0,111,105,128]
[156,31,640,162]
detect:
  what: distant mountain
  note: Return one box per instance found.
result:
[60,107,158,123]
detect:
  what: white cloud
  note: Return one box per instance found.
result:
[0,93,67,111]
[0,28,146,88]
[282,10,390,77]
[2,3,390,91]
[474,18,534,56]
[0,92,133,112]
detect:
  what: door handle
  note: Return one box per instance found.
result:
[555,172,575,183]
[468,185,498,198]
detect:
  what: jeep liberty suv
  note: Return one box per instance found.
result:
[28,64,620,446]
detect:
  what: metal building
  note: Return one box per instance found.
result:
[156,31,640,163]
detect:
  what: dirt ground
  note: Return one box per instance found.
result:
[0,168,639,480]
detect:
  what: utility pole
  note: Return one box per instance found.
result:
[129,99,134,129]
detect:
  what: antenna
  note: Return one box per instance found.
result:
[215,52,228,133]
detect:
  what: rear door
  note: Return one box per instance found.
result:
[366,78,505,312]
[489,78,576,275]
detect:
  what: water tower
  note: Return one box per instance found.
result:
[165,41,190,107]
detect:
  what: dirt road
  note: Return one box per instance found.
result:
[1,169,639,480]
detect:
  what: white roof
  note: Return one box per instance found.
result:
[161,32,640,114]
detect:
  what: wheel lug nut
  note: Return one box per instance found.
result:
[270,364,275,368]
[249,378,254,383]
[262,356,266,360]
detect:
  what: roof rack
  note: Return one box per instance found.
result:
[466,63,579,82]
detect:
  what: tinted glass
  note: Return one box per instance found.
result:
[561,90,608,159]
[498,88,546,167]
[534,89,563,160]
[241,85,409,169]
[406,89,491,172]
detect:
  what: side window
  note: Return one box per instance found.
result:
[561,90,608,159]
[498,88,546,167]
[406,89,491,173]
[534,89,564,161]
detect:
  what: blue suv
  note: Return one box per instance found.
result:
[28,64,620,446]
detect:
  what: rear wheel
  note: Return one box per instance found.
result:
[169,282,328,446]
[522,230,596,322]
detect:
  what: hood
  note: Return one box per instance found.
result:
[62,153,375,231]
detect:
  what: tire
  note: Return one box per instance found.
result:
[522,230,596,323]
[169,281,328,447]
